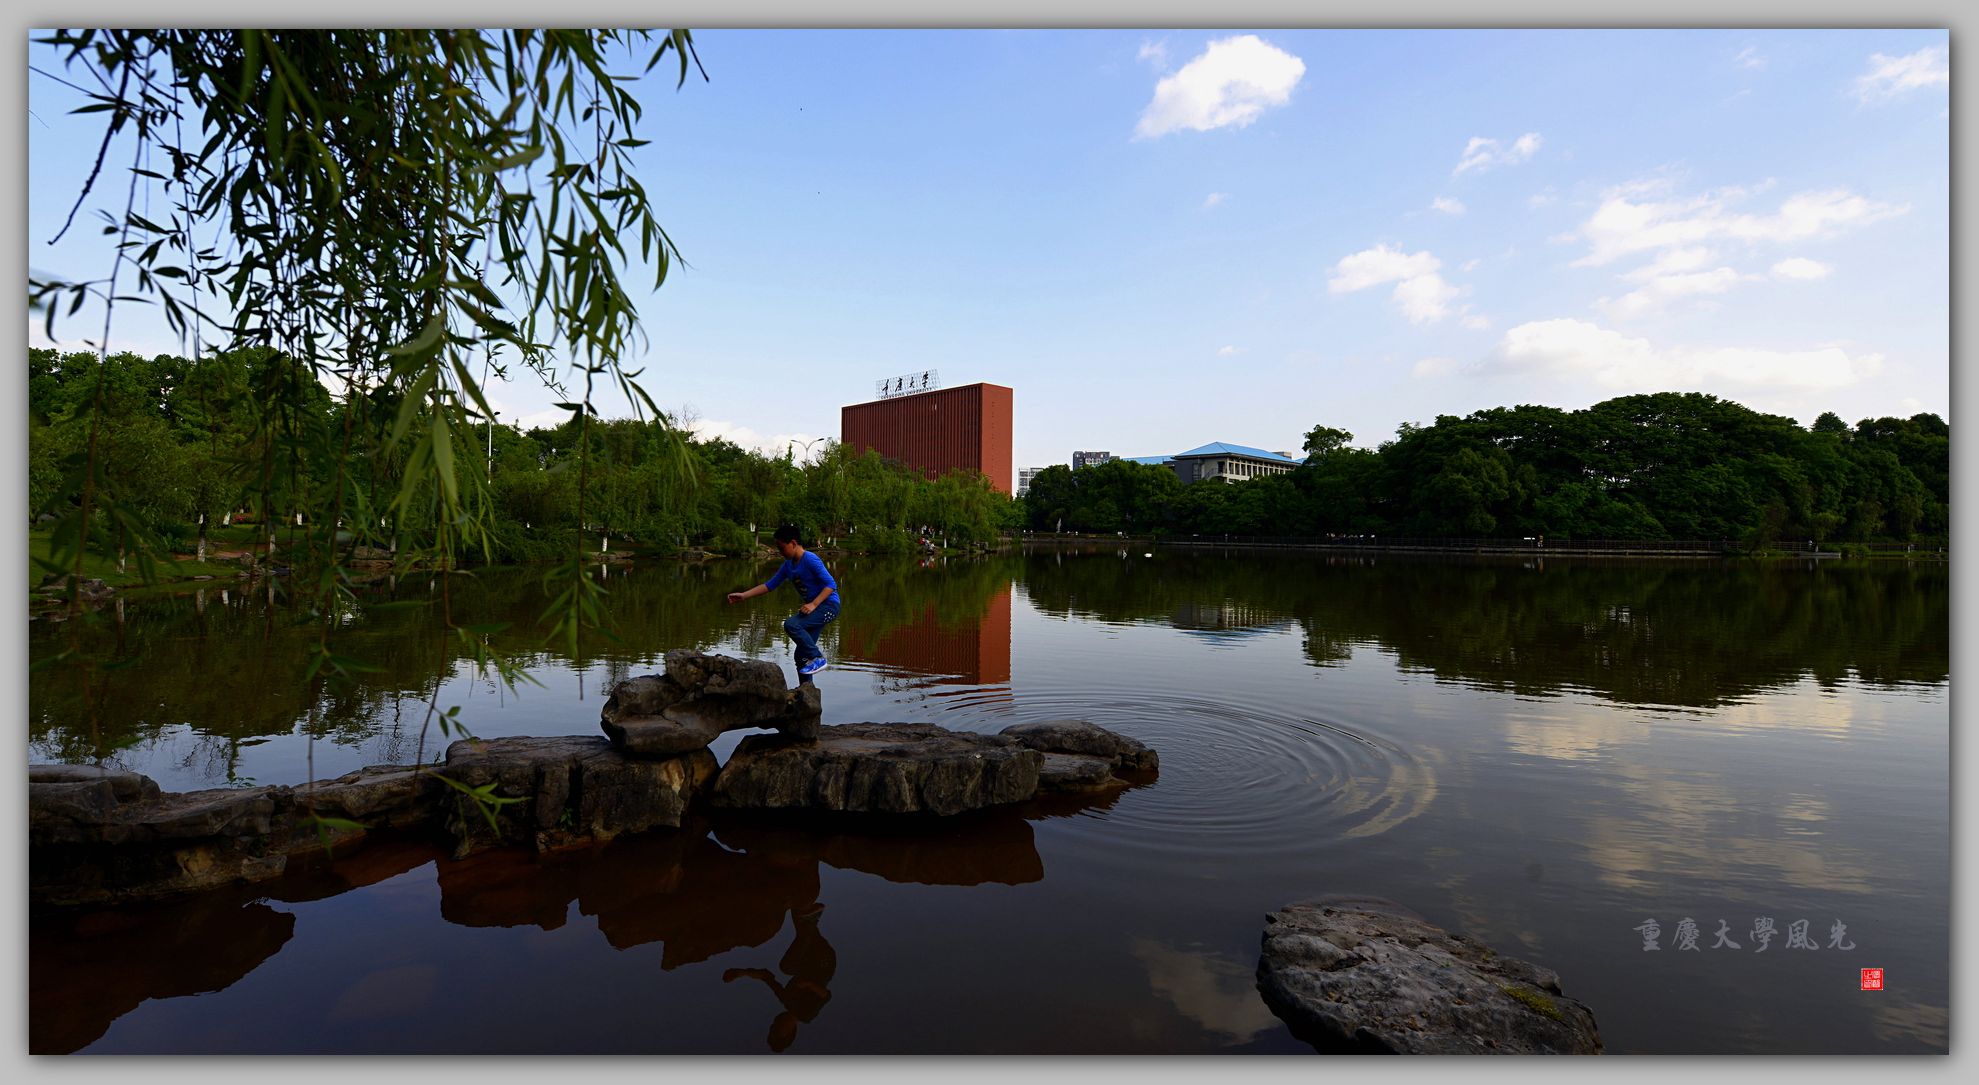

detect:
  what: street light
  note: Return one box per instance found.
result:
[788,435,825,463]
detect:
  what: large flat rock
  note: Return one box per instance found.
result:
[711,724,1043,816]
[1256,899,1603,1054]
[602,651,821,755]
[440,735,717,857]
[1000,719,1159,772]
[999,719,1159,792]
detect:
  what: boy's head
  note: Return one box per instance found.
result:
[773,524,804,559]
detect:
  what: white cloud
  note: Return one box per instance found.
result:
[1487,318,1884,392]
[1216,345,1244,356]
[1393,273,1462,323]
[515,407,576,431]
[1328,243,1465,324]
[1461,314,1492,331]
[1593,246,1756,318]
[1460,257,1482,273]
[1852,46,1948,103]
[1569,183,1905,267]
[1454,131,1542,175]
[1328,244,1440,292]
[1527,187,1558,209]
[685,417,825,459]
[1735,45,1767,70]
[1430,196,1466,215]
[1771,257,1833,281]
[1135,35,1306,139]
[1412,356,1459,379]
[1596,267,1748,320]
[1621,246,1718,279]
[1137,39,1169,69]
[1203,191,1228,208]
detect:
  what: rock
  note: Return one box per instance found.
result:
[439,735,716,858]
[998,720,1158,792]
[601,651,820,756]
[1256,898,1602,1055]
[289,765,441,844]
[1000,719,1159,772]
[711,723,1043,816]
[31,836,289,909]
[30,769,281,848]
[779,684,823,741]
[29,763,161,797]
[30,766,296,906]
[126,786,285,842]
[1035,751,1123,793]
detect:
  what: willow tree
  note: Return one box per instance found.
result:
[31,30,703,826]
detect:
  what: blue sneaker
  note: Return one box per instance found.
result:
[799,656,829,676]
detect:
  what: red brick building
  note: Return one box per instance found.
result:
[840,382,1014,494]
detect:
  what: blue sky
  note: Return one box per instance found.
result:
[28,29,1949,473]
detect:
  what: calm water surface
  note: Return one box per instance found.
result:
[27,551,1949,1054]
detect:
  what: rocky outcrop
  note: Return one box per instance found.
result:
[602,651,822,755]
[1256,898,1602,1055]
[30,655,1162,909]
[439,736,717,858]
[712,724,1043,816]
[998,719,1158,792]
[29,741,716,906]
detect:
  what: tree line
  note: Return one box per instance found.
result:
[29,347,1019,567]
[31,352,1947,564]
[1021,392,1948,547]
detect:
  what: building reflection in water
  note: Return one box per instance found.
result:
[838,584,1012,685]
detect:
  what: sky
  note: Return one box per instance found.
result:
[26,28,1950,474]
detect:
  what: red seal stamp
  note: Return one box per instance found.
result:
[1860,968,1884,991]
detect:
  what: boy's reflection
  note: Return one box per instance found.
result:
[34,785,1141,1054]
[723,901,837,1052]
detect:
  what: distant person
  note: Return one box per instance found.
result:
[727,524,841,681]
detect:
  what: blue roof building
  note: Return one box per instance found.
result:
[1165,442,1303,484]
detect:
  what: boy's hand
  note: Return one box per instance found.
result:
[799,601,817,614]
[726,592,745,605]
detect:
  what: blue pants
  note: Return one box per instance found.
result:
[782,600,840,666]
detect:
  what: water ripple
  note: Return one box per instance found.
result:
[937,684,1438,858]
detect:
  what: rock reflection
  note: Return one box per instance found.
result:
[434,810,1060,1051]
[31,898,295,1055]
[28,838,442,1054]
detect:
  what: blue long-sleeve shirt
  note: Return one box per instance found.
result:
[764,550,840,604]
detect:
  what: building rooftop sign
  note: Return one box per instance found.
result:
[876,369,940,399]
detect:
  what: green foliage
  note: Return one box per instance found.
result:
[1026,394,1946,543]
[27,29,711,815]
[1023,458,1183,534]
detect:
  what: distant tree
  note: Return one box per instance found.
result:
[1301,424,1354,462]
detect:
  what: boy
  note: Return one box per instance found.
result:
[726,524,841,680]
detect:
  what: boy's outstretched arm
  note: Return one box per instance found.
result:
[726,583,770,605]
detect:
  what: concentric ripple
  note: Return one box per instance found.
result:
[938,683,1438,859]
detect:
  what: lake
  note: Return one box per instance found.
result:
[27,549,1950,1054]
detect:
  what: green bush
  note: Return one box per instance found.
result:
[852,524,914,556]
[709,524,757,555]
